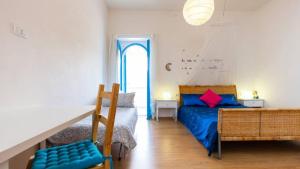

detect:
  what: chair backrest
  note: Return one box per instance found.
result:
[91,83,119,165]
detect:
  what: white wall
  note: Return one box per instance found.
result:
[234,10,261,98]
[0,0,108,107]
[108,9,254,99]
[253,0,300,107]
[235,0,300,107]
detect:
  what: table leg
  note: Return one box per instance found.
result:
[156,107,159,121]
[175,108,178,122]
[0,161,9,169]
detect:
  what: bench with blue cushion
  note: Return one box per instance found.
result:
[31,140,112,169]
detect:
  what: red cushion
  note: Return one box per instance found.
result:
[200,89,223,108]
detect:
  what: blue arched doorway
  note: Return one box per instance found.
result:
[117,39,152,119]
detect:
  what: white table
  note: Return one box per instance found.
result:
[239,99,264,108]
[156,100,178,121]
[0,106,95,169]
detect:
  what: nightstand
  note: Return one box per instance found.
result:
[239,99,264,108]
[156,100,178,121]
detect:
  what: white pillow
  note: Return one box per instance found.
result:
[102,92,135,108]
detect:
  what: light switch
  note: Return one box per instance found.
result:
[10,23,28,39]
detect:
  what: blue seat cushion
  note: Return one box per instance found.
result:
[32,140,104,169]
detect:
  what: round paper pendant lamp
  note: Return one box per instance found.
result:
[183,0,215,26]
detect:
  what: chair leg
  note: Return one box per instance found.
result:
[218,133,222,160]
[104,159,113,169]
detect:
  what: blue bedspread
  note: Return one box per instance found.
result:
[178,105,246,155]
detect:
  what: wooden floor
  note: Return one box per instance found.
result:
[114,117,300,169]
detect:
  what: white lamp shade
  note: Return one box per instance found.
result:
[163,92,172,100]
[183,0,215,26]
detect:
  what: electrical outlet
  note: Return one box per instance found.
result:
[10,23,28,39]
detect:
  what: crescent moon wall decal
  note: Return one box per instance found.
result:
[165,63,172,71]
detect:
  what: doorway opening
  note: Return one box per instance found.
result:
[117,39,151,117]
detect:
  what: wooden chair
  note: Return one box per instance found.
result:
[27,83,119,169]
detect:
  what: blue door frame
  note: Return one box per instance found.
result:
[117,40,152,120]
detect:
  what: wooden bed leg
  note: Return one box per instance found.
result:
[123,146,127,159]
[118,143,123,161]
[218,133,222,160]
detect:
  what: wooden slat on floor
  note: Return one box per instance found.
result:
[114,118,300,169]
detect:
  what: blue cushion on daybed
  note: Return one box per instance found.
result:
[31,140,104,169]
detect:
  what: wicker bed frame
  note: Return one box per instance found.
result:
[179,85,300,159]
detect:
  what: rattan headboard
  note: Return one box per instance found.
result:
[179,85,237,106]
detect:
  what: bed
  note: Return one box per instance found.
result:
[178,85,246,156]
[48,107,138,151]
[179,105,245,155]
[178,85,300,159]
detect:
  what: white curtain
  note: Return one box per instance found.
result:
[107,35,119,88]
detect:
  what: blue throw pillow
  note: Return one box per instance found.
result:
[219,94,240,106]
[182,94,207,107]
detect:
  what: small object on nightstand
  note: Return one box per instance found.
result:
[156,100,178,121]
[253,90,259,99]
[239,99,264,108]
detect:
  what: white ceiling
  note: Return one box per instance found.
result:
[106,0,270,11]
